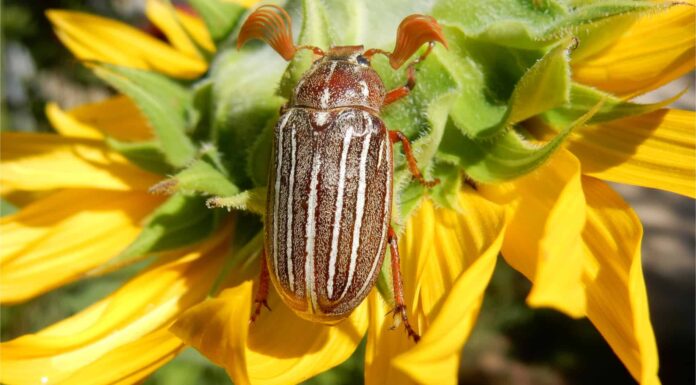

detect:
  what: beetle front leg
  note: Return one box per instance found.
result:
[383,42,435,106]
[250,250,271,324]
[389,130,440,188]
[387,226,420,343]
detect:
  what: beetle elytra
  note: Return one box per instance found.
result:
[238,4,447,342]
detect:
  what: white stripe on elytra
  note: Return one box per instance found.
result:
[377,138,385,169]
[356,138,391,299]
[273,111,292,283]
[305,147,322,312]
[285,127,297,292]
[338,129,372,301]
[327,126,354,298]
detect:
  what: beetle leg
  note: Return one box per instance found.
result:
[389,130,440,188]
[383,42,435,106]
[250,250,272,324]
[387,226,420,343]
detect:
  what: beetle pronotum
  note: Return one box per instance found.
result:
[238,4,447,342]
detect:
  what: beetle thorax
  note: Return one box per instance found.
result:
[292,47,386,112]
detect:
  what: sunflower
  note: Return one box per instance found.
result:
[1,0,694,384]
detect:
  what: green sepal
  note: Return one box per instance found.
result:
[153,159,239,197]
[429,162,465,212]
[439,97,604,182]
[105,138,173,175]
[186,0,246,43]
[552,1,664,36]
[209,47,286,188]
[93,65,196,169]
[190,79,214,143]
[102,194,219,270]
[543,83,686,129]
[446,32,571,139]
[206,187,267,216]
[246,118,275,187]
[432,0,569,49]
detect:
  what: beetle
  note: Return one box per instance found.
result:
[237,4,447,342]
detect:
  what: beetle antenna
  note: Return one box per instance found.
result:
[364,14,447,69]
[238,5,324,61]
[238,5,298,61]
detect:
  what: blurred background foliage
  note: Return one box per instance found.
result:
[1,1,693,384]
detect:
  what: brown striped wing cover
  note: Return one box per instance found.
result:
[265,106,392,324]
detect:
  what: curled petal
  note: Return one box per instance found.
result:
[172,259,369,385]
[480,149,587,317]
[581,177,659,384]
[366,190,506,384]
[573,4,695,96]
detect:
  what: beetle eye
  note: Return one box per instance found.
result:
[356,55,369,66]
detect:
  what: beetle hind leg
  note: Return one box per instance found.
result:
[387,226,421,343]
[250,250,272,324]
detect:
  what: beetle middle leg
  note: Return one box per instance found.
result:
[387,226,420,343]
[389,130,440,188]
[250,250,272,324]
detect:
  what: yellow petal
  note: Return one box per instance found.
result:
[0,189,161,304]
[581,177,660,385]
[59,329,184,385]
[172,263,369,385]
[569,109,696,198]
[46,102,103,139]
[171,281,253,385]
[573,4,695,96]
[46,9,207,79]
[0,132,160,191]
[174,7,216,53]
[0,227,229,384]
[47,96,153,141]
[145,0,204,58]
[224,0,263,7]
[365,189,506,385]
[480,149,587,317]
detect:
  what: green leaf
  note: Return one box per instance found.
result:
[93,65,196,168]
[543,83,686,128]
[187,0,246,43]
[111,194,218,264]
[151,159,239,197]
[105,138,173,175]
[438,98,604,182]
